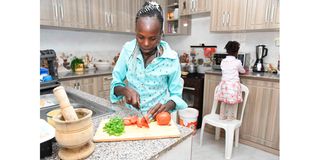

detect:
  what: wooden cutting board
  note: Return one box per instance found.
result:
[93,119,181,142]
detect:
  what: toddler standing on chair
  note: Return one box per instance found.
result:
[215,41,247,120]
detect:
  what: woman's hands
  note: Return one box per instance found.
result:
[147,100,176,120]
[114,86,140,108]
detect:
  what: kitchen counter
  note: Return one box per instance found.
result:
[58,68,113,81]
[42,87,193,160]
[205,70,279,82]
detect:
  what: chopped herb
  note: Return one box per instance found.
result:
[103,117,125,136]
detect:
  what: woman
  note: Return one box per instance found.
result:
[110,1,187,120]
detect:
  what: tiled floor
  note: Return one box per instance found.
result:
[191,130,279,160]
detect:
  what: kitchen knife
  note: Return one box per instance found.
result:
[134,102,150,127]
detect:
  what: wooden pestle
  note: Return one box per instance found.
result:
[53,86,78,121]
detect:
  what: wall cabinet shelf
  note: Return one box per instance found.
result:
[164,0,191,35]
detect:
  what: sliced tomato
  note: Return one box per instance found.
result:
[141,117,150,128]
[130,116,138,124]
[136,118,143,128]
[123,119,132,126]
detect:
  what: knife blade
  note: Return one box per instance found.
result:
[133,101,150,127]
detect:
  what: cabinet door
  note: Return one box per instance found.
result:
[117,0,131,32]
[58,0,78,28]
[60,79,78,89]
[228,0,247,31]
[40,0,59,26]
[78,77,98,96]
[87,0,104,30]
[211,0,228,31]
[268,0,279,29]
[202,74,221,117]
[239,79,279,150]
[179,0,191,15]
[194,0,211,13]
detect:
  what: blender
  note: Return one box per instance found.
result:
[253,45,268,72]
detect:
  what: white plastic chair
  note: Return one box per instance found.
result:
[199,84,249,159]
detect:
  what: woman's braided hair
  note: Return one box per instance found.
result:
[225,41,240,57]
[136,1,164,34]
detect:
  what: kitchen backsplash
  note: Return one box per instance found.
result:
[41,17,279,69]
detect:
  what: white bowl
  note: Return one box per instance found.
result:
[93,62,111,70]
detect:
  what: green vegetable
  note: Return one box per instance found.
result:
[103,117,125,136]
[70,57,84,72]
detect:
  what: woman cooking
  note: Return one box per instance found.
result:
[110,1,187,120]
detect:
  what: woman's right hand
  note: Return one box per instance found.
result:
[123,87,140,108]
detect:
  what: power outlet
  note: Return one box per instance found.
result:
[274,37,280,47]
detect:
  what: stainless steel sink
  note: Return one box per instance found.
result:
[40,92,114,121]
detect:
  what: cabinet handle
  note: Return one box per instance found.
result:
[59,0,63,20]
[270,4,275,22]
[184,87,196,91]
[227,12,230,26]
[222,12,225,26]
[265,5,269,22]
[104,12,109,27]
[110,14,114,26]
[53,1,58,20]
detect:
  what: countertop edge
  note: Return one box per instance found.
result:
[205,70,280,82]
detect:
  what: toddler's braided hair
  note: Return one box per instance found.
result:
[136,1,164,34]
[225,41,240,57]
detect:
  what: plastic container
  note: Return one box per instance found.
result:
[40,119,55,158]
[178,108,199,135]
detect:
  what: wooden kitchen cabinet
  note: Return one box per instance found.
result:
[202,73,279,155]
[239,78,279,154]
[246,0,279,30]
[179,0,211,16]
[210,0,247,32]
[40,0,88,28]
[60,75,113,100]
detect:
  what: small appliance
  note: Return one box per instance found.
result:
[253,45,268,72]
[211,53,251,70]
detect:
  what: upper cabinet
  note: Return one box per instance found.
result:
[179,0,211,15]
[41,0,142,33]
[210,0,247,32]
[246,0,279,30]
[164,0,191,35]
[40,0,88,28]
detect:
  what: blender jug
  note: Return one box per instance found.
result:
[256,45,268,59]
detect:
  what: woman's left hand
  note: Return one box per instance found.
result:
[147,100,175,120]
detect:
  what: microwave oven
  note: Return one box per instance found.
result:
[212,53,250,70]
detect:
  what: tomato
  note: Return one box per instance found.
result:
[123,119,132,126]
[136,118,143,128]
[156,112,171,125]
[141,117,150,128]
[130,116,138,124]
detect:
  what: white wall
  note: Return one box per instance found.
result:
[40,29,134,63]
[40,16,279,67]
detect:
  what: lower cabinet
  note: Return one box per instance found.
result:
[202,73,279,155]
[60,75,113,100]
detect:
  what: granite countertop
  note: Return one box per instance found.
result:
[58,68,113,81]
[205,70,280,82]
[42,87,193,160]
